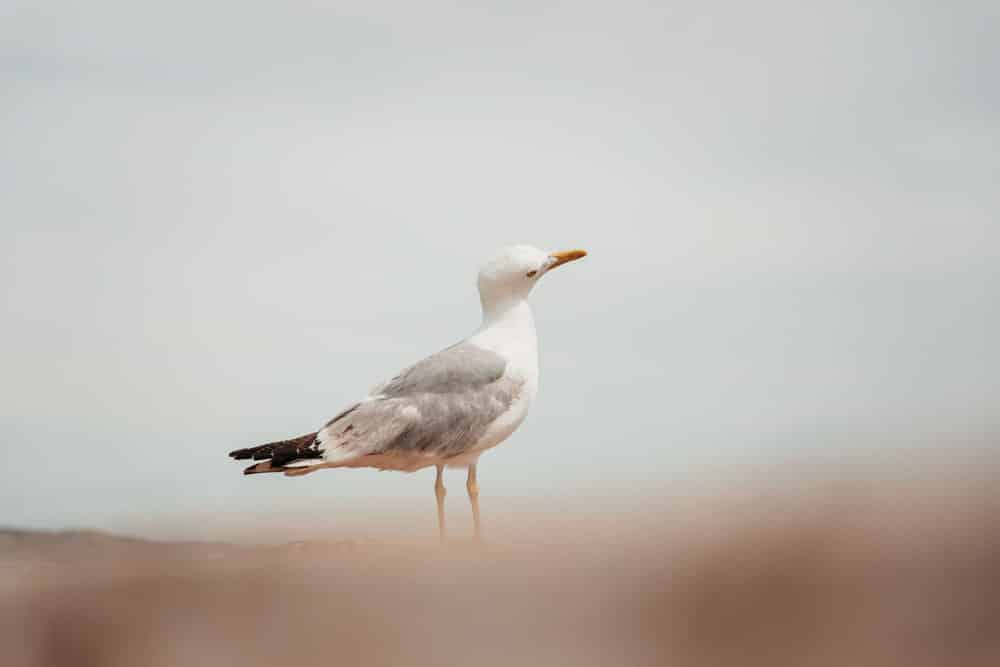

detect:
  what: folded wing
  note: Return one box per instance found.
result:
[230,342,522,475]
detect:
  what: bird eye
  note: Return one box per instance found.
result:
[526,270,538,278]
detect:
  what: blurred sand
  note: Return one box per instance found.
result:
[2,473,999,667]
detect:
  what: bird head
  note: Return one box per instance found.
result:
[477,244,587,315]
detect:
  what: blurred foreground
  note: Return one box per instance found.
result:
[2,471,999,666]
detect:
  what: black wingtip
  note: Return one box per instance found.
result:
[229,448,253,460]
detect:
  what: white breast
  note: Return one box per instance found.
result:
[451,299,539,465]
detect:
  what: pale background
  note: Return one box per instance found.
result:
[2,1,997,531]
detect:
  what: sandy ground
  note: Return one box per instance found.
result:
[2,473,999,666]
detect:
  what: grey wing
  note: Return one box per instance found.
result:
[315,342,521,463]
[373,342,507,396]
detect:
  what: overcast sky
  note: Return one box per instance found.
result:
[2,1,998,531]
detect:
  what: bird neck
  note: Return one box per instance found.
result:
[479,295,533,330]
[472,298,537,364]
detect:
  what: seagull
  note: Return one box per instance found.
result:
[229,245,587,542]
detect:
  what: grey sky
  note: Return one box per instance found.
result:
[2,1,998,531]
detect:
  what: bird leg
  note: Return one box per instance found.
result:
[434,464,447,545]
[466,464,481,543]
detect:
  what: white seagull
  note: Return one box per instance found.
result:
[229,245,587,542]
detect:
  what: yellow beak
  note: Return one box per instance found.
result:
[548,249,588,270]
